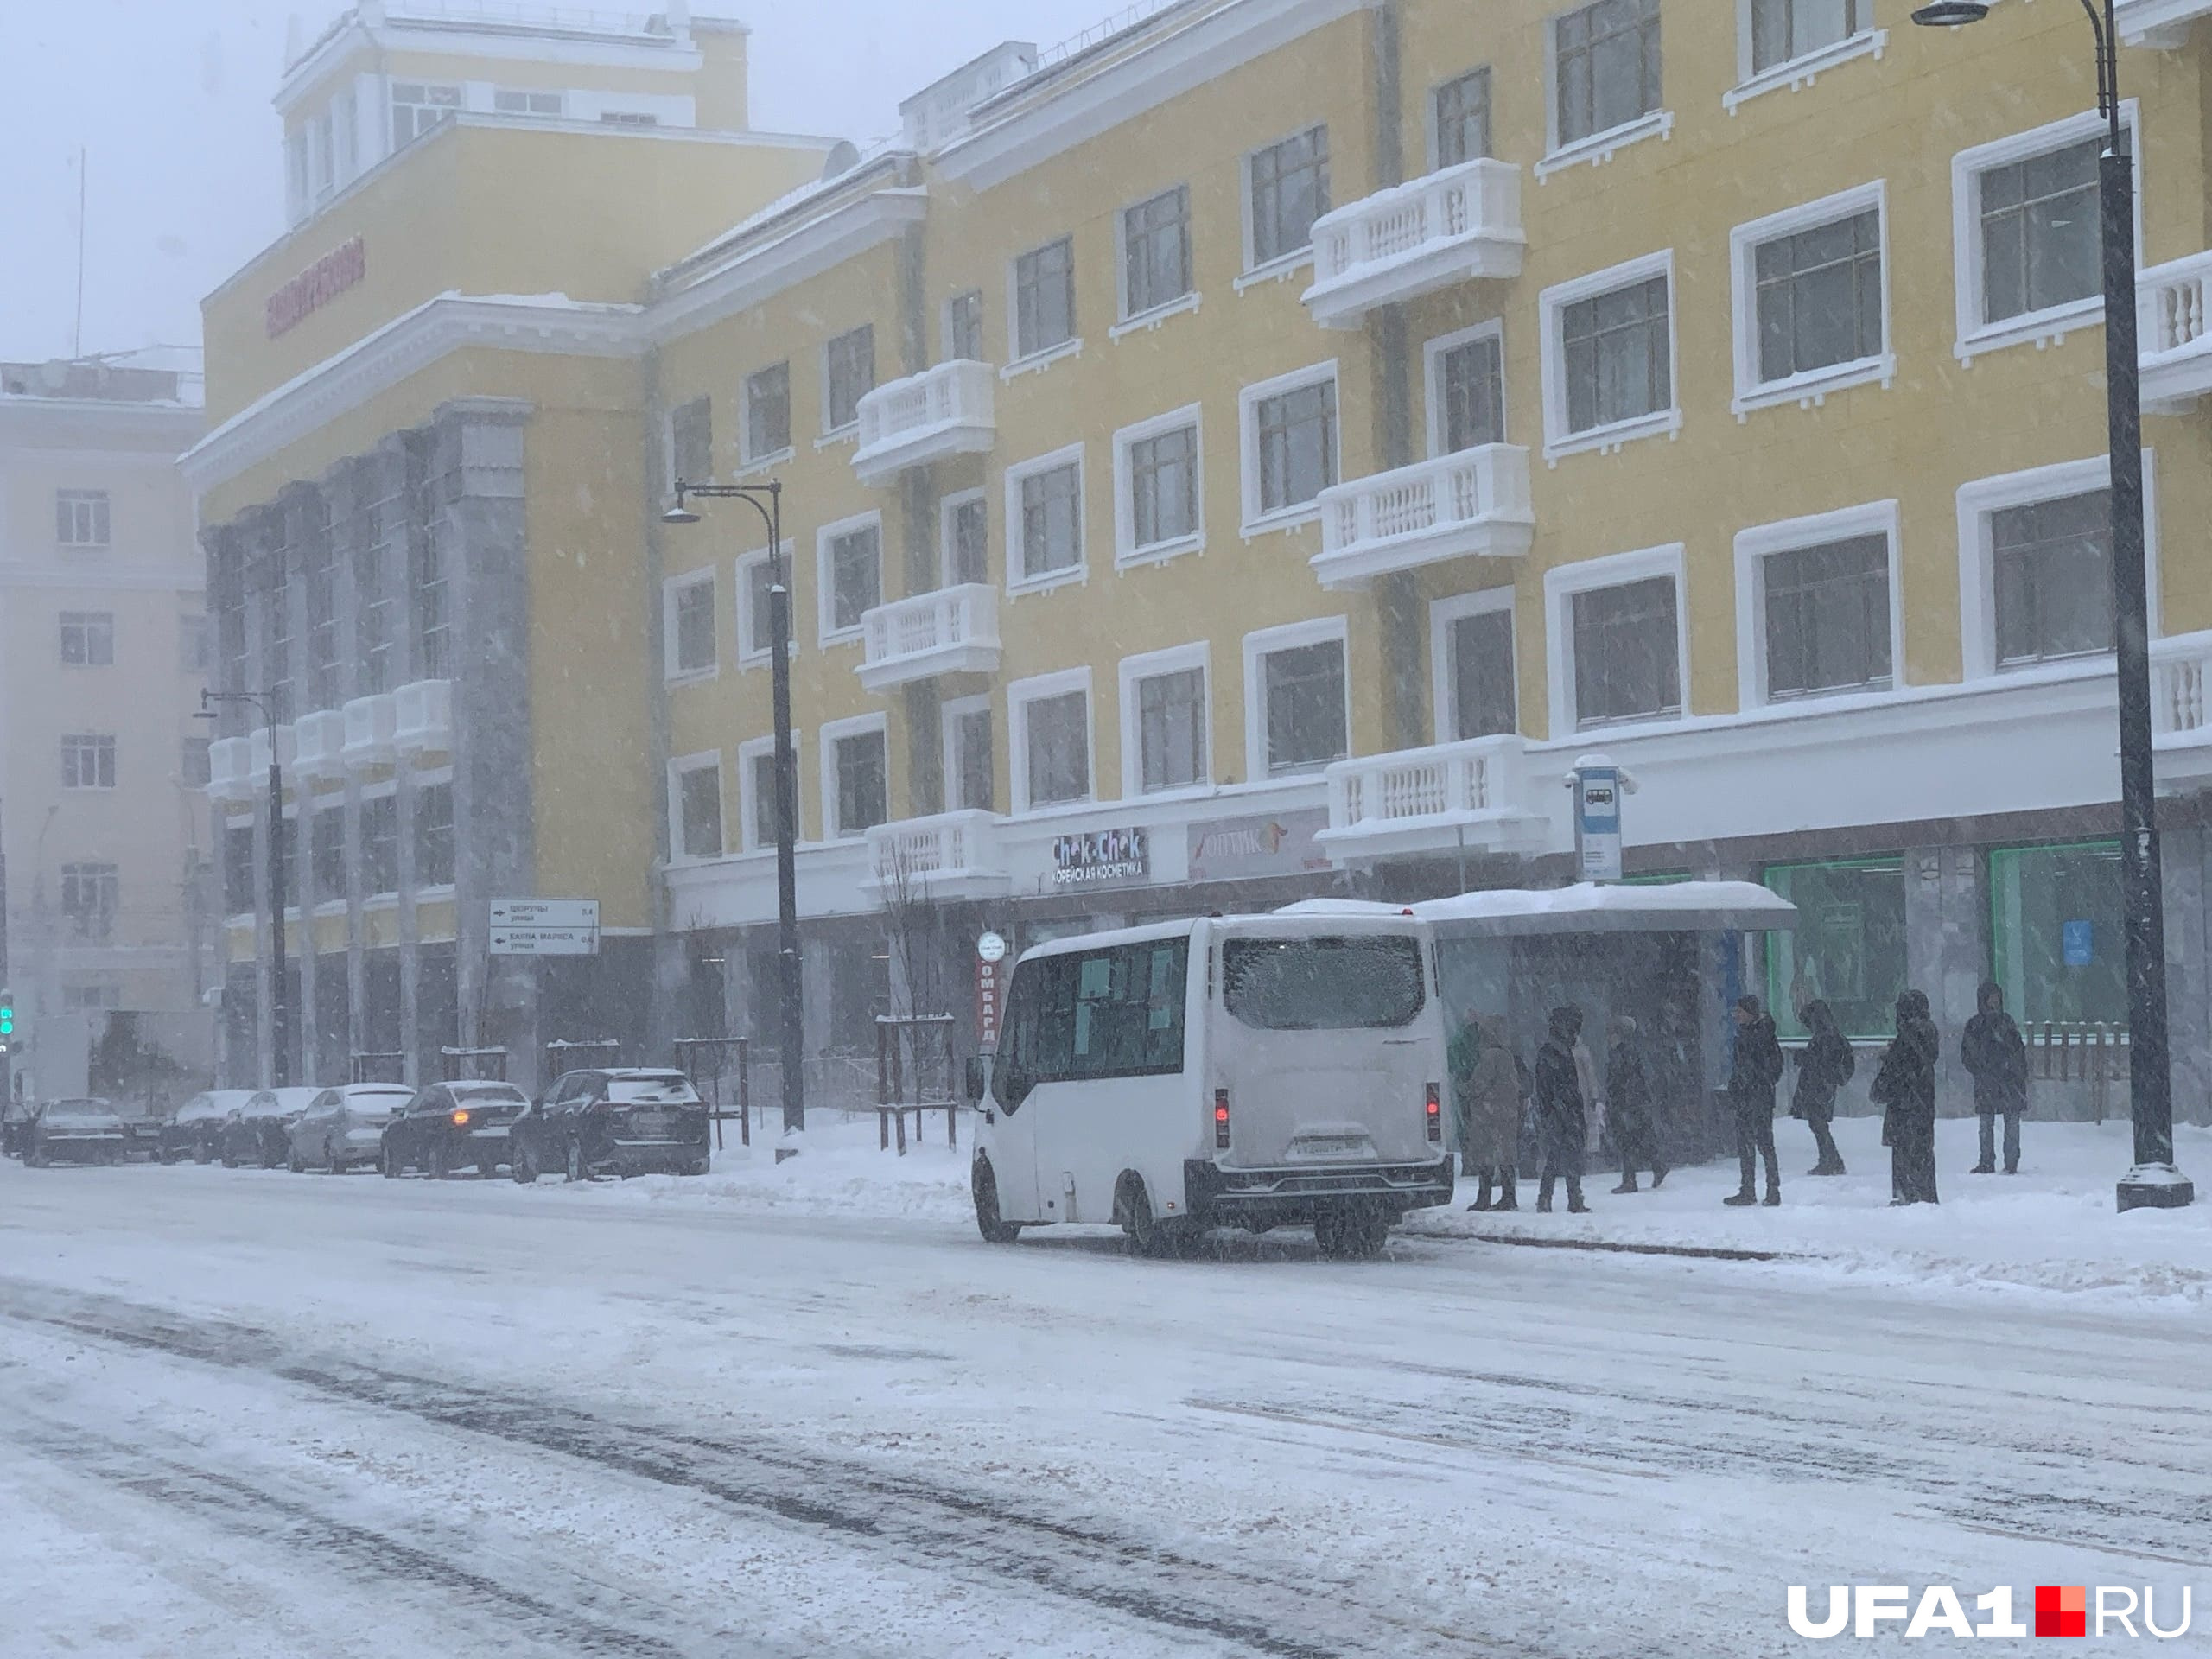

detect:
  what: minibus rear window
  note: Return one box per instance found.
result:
[1221,936,1426,1030]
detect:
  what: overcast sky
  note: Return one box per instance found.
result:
[0,0,1128,365]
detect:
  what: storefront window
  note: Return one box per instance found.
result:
[1762,856,1907,1040]
[1988,840,2125,1028]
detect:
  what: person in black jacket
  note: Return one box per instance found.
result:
[1960,979,2029,1174]
[1532,1005,1591,1214]
[1872,988,1942,1205]
[1724,995,1785,1206]
[1790,999,1853,1177]
[1605,1016,1666,1193]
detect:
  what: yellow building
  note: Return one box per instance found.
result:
[198,0,2212,1105]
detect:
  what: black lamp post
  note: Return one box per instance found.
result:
[198,689,289,1089]
[662,480,805,1136]
[1914,0,2192,1211]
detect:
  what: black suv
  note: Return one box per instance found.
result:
[510,1069,709,1183]
[380,1080,530,1179]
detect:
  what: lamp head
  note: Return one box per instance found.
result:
[660,499,702,526]
[1910,1,1991,24]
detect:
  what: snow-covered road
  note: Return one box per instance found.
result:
[3,1159,2207,1656]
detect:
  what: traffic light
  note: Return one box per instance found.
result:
[0,992,14,1040]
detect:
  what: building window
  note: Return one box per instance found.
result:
[599,111,660,127]
[674,760,724,859]
[1993,490,2113,667]
[744,744,794,850]
[942,492,988,587]
[182,737,213,787]
[287,128,310,220]
[62,734,117,790]
[63,982,122,1014]
[1762,534,1892,698]
[823,326,874,433]
[945,699,994,812]
[1243,366,1338,527]
[670,395,712,488]
[1122,187,1192,320]
[493,88,564,116]
[1750,0,1866,74]
[945,290,983,362]
[335,89,358,180]
[358,538,393,696]
[60,863,118,943]
[180,614,212,674]
[60,611,115,667]
[737,546,790,662]
[1764,855,1909,1040]
[818,518,881,643]
[1989,841,2126,1027]
[1135,663,1207,792]
[1014,236,1077,359]
[664,572,717,678]
[412,518,448,683]
[827,726,888,839]
[1257,634,1349,776]
[1433,67,1493,168]
[225,823,255,915]
[1554,0,1662,149]
[1007,448,1084,588]
[1248,125,1330,269]
[1751,206,1883,386]
[56,489,110,548]
[1017,684,1091,809]
[1980,135,2110,327]
[391,82,461,149]
[414,781,454,888]
[362,794,398,896]
[1570,575,1681,728]
[311,809,346,905]
[1116,409,1202,563]
[1435,594,1516,741]
[742,364,790,463]
[1560,270,1672,438]
[1431,327,1505,453]
[305,532,340,710]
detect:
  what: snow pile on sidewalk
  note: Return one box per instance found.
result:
[1409,1116,2212,1304]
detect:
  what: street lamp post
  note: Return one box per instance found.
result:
[662,480,805,1136]
[1913,1,2192,1210]
[198,689,289,1089]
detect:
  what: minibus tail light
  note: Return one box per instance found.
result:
[1424,1084,1441,1143]
[1214,1089,1230,1149]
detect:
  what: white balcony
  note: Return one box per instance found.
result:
[1303,158,1524,330]
[247,723,296,779]
[2140,250,2212,414]
[2115,0,2212,47]
[851,360,996,486]
[394,678,454,757]
[293,709,347,781]
[341,692,397,768]
[2154,630,2212,790]
[857,584,1001,691]
[1311,446,1535,589]
[207,735,256,804]
[865,810,1011,902]
[1318,735,1548,863]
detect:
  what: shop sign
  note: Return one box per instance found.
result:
[1052,827,1149,887]
[1186,809,1331,884]
[266,237,366,339]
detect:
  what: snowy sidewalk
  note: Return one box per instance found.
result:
[1409,1116,2212,1305]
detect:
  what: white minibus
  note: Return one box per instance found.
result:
[968,912,1453,1257]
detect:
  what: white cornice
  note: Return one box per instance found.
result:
[182,293,643,494]
[0,398,202,452]
[647,187,928,343]
[277,19,705,114]
[933,0,1371,192]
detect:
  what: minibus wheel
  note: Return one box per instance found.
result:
[971,1157,1022,1243]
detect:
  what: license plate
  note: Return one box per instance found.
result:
[630,1111,673,1136]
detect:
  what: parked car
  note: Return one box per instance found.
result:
[118,1107,169,1163]
[220,1087,327,1168]
[22,1098,129,1167]
[510,1069,710,1183]
[287,1084,416,1173]
[378,1081,530,1179]
[164,1090,257,1164]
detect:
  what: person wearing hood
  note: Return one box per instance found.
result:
[1531,1005,1591,1213]
[1872,988,1942,1205]
[1725,995,1786,1206]
[1452,1014,1522,1211]
[1605,1015,1666,1193]
[1789,999,1853,1176]
[1960,979,2029,1174]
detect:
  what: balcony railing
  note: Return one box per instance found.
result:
[395,678,454,756]
[293,709,347,780]
[1304,157,1524,330]
[207,736,256,803]
[2154,632,2212,738]
[342,692,398,768]
[857,584,1001,691]
[865,810,1011,902]
[852,360,996,486]
[1319,735,1546,861]
[1312,446,1535,589]
[2140,250,2212,413]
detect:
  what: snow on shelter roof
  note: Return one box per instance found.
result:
[1278,882,1797,938]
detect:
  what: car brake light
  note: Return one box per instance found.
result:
[452,1109,470,1127]
[1214,1089,1230,1149]
[1425,1083,1442,1143]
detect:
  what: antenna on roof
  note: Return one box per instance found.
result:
[71,147,87,359]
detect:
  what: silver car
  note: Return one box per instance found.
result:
[286,1084,417,1173]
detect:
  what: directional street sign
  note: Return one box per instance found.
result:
[490,899,600,957]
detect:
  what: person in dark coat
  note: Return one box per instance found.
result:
[1872,988,1942,1205]
[1724,995,1786,1206]
[1960,979,2029,1174]
[1452,1014,1522,1211]
[1532,1006,1591,1214]
[1605,1016,1666,1193]
[1789,999,1853,1176]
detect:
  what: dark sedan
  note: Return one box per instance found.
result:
[163,1090,257,1163]
[219,1088,326,1168]
[22,1099,129,1167]
[381,1081,530,1179]
[510,1069,710,1183]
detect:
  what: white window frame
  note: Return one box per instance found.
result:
[56,488,111,549]
[667,751,725,863]
[662,397,713,499]
[1951,103,2143,365]
[737,729,804,851]
[60,609,117,669]
[1955,451,2159,680]
[1238,359,1340,537]
[1112,404,1206,569]
[1119,641,1213,798]
[814,511,883,648]
[661,568,719,684]
[738,360,794,473]
[1429,588,1520,742]
[493,86,566,118]
[1003,443,1088,597]
[939,488,989,588]
[941,692,995,814]
[1007,667,1095,814]
[1538,250,1681,461]
[734,541,798,668]
[1543,542,1690,735]
[1732,499,1904,709]
[1243,616,1351,784]
[1237,123,1329,289]
[1423,320,1509,457]
[819,324,874,440]
[1729,180,1894,417]
[944,289,985,364]
[1535,2,1675,180]
[818,712,891,842]
[1726,0,1885,114]
[1112,183,1202,336]
[1427,65,1496,174]
[1004,236,1083,378]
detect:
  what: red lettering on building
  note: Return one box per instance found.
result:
[264,237,367,339]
